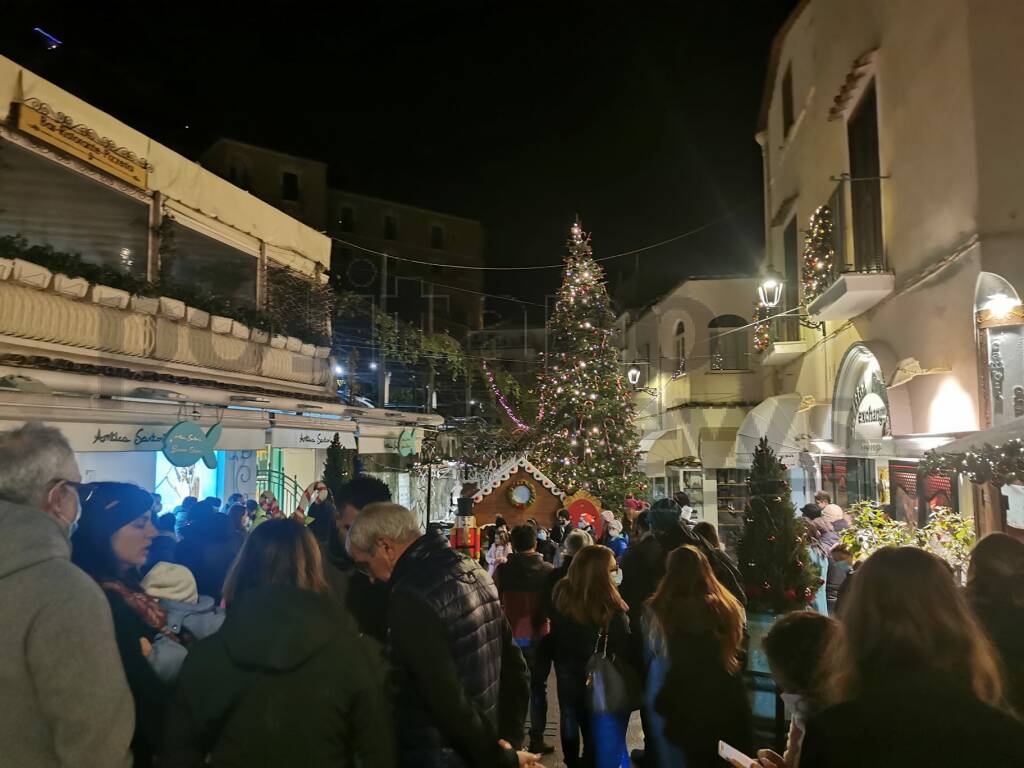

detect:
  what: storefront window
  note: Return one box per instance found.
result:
[164,220,257,309]
[820,457,875,509]
[889,460,957,527]
[0,138,149,276]
[716,468,749,556]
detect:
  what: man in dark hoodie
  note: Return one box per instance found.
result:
[0,423,134,768]
[348,502,537,767]
[321,474,393,642]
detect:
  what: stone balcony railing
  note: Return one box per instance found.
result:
[0,262,331,389]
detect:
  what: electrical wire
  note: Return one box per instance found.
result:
[329,199,757,272]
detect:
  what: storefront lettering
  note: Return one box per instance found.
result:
[93,429,131,445]
[991,336,1005,404]
[297,432,334,446]
[17,103,149,188]
[89,426,169,448]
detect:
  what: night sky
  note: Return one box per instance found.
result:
[2,2,796,315]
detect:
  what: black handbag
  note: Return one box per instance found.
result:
[585,628,642,714]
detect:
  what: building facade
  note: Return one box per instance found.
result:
[619,275,765,549]
[0,56,439,512]
[753,0,1024,536]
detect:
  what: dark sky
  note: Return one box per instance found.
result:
[2,2,796,313]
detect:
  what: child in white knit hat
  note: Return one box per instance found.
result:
[141,562,225,682]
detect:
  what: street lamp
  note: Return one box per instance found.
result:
[758,267,784,309]
[627,365,642,386]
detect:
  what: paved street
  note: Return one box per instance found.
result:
[536,672,644,767]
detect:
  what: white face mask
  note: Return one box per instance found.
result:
[611,567,623,586]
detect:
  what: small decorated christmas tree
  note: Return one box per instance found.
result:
[322,433,352,505]
[737,438,821,613]
[800,205,836,305]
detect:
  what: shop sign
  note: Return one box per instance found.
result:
[834,344,892,454]
[91,425,168,449]
[162,422,221,468]
[270,428,357,450]
[17,103,149,188]
[985,327,1024,427]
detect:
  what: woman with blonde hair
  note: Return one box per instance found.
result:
[550,545,639,768]
[162,519,395,767]
[800,546,1024,767]
[646,545,750,767]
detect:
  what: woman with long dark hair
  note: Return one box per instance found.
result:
[800,546,1024,766]
[161,519,395,768]
[550,545,638,768]
[71,482,170,767]
[967,533,1024,713]
[646,545,750,767]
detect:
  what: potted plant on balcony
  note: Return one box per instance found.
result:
[90,283,131,309]
[12,259,52,289]
[53,273,90,299]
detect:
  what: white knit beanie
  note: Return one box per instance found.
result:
[142,562,199,604]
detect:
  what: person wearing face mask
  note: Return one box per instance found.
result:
[535,526,557,563]
[347,502,538,768]
[0,423,134,768]
[72,481,170,767]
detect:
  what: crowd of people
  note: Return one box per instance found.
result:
[2,421,1024,768]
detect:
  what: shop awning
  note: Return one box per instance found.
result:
[935,415,1024,454]
[736,393,806,468]
[700,427,738,469]
[638,428,687,477]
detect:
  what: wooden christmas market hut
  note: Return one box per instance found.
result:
[469,456,566,529]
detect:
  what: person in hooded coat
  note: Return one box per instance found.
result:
[161,518,395,768]
[174,498,240,604]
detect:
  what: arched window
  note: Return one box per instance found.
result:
[709,315,748,371]
[674,322,686,366]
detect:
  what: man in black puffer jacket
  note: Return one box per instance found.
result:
[347,502,537,768]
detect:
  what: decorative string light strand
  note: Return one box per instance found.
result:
[481,359,531,431]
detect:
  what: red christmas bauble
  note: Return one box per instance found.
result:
[784,589,797,601]
[796,560,805,569]
[767,535,777,543]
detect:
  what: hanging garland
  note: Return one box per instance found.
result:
[801,205,836,305]
[920,438,1024,486]
[752,300,771,353]
[481,359,531,432]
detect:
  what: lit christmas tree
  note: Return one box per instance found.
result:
[800,205,836,304]
[737,438,822,613]
[530,220,644,511]
[752,300,771,353]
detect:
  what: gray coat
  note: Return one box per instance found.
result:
[0,499,135,768]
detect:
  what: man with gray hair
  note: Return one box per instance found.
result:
[347,502,537,767]
[0,423,134,768]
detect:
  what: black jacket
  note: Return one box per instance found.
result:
[800,671,1024,767]
[549,605,638,678]
[653,631,752,768]
[321,542,390,644]
[537,538,558,563]
[388,532,528,768]
[550,521,571,545]
[105,586,170,768]
[970,597,1024,714]
[620,526,744,629]
[174,513,242,602]
[161,584,395,768]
